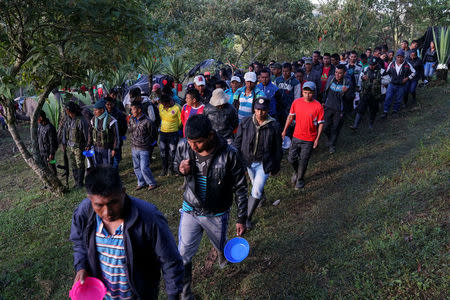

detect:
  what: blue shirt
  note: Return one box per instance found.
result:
[224,88,235,105]
[96,215,135,300]
[256,82,278,117]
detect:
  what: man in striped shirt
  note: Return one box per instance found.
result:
[70,167,183,299]
[232,72,266,121]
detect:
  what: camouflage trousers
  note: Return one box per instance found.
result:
[68,146,85,170]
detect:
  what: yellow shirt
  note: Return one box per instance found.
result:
[158,103,181,133]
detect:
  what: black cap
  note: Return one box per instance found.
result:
[254,97,270,111]
[369,57,378,66]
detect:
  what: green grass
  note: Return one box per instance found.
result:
[0,83,449,299]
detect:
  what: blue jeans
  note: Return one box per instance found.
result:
[424,62,435,78]
[132,149,157,187]
[405,80,418,94]
[247,162,270,199]
[159,132,179,171]
[384,84,405,113]
[178,211,229,264]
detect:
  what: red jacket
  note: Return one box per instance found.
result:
[181,104,205,137]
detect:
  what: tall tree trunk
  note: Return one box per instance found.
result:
[3,83,66,196]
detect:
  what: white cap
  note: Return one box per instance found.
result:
[244,72,257,83]
[194,75,206,86]
[230,76,241,83]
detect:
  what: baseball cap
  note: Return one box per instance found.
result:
[396,49,405,57]
[254,97,270,111]
[304,58,313,64]
[303,81,316,91]
[94,100,106,109]
[152,83,161,92]
[369,57,378,65]
[244,72,257,83]
[230,76,241,83]
[194,75,206,86]
[272,62,282,69]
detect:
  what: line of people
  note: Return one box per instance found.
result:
[34,41,435,300]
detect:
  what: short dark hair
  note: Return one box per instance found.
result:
[411,40,418,44]
[366,48,372,52]
[282,62,291,70]
[39,110,47,119]
[130,87,141,98]
[323,53,331,57]
[331,53,340,61]
[295,68,305,74]
[336,64,346,71]
[130,100,142,110]
[185,89,202,103]
[85,167,123,196]
[374,46,382,52]
[402,40,409,45]
[159,93,172,104]
[260,68,271,75]
[215,80,227,89]
[104,96,115,103]
[360,53,368,59]
[313,50,321,55]
[185,115,213,140]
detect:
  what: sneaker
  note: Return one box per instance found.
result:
[148,184,158,191]
[135,185,146,191]
[381,112,388,119]
[295,180,305,190]
[329,146,336,154]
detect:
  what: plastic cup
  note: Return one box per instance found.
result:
[49,160,56,164]
[69,277,106,300]
[224,237,250,263]
[282,136,291,150]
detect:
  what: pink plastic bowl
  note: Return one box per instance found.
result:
[69,277,107,300]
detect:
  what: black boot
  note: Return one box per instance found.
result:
[160,156,168,176]
[246,196,261,229]
[72,169,79,188]
[181,262,194,300]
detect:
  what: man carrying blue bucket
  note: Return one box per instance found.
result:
[174,115,248,300]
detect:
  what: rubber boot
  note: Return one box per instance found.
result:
[77,169,85,188]
[350,113,362,130]
[72,169,79,188]
[246,196,261,229]
[160,156,168,176]
[181,262,194,300]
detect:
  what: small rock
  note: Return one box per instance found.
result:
[272,199,281,206]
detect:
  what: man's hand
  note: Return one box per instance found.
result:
[85,147,89,151]
[74,269,88,285]
[179,159,191,175]
[281,130,286,141]
[362,75,368,81]
[313,139,319,149]
[236,223,246,236]
[111,150,115,158]
[342,86,348,92]
[402,77,409,84]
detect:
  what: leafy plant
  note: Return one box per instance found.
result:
[43,95,61,130]
[433,27,450,69]
[163,56,190,95]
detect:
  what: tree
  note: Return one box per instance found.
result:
[0,0,155,195]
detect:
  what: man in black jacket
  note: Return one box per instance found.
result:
[37,111,58,175]
[323,64,355,154]
[105,97,127,169]
[174,115,247,300]
[70,167,183,300]
[234,97,282,229]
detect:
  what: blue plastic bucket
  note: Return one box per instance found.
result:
[224,237,249,263]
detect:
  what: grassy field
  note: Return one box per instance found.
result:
[0,83,449,299]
